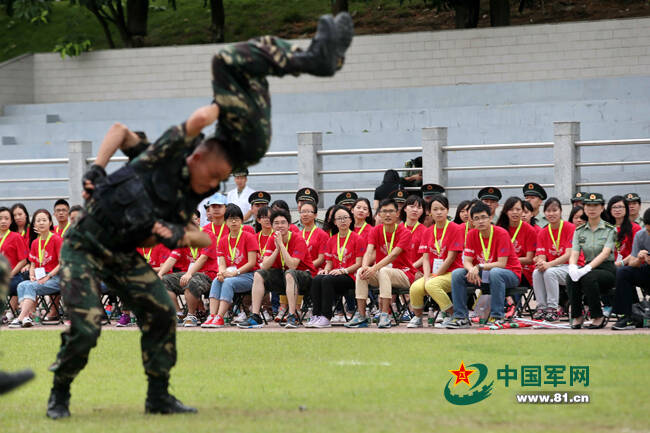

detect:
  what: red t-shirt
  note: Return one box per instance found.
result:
[17,228,31,254]
[28,233,62,273]
[324,231,366,281]
[507,221,537,283]
[0,231,28,269]
[53,222,71,238]
[418,221,464,272]
[368,224,415,282]
[202,222,229,246]
[401,222,427,271]
[353,222,373,244]
[464,226,522,280]
[535,221,576,261]
[170,247,195,273]
[217,230,259,271]
[256,231,274,264]
[264,232,316,276]
[150,244,172,269]
[197,232,219,279]
[616,223,642,260]
[300,226,329,268]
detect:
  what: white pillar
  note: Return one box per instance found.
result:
[422,127,447,187]
[68,140,92,206]
[297,131,322,192]
[553,122,579,205]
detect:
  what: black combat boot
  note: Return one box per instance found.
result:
[46,385,71,419]
[0,369,34,395]
[145,376,197,415]
[290,12,354,76]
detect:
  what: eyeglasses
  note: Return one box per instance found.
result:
[334,216,350,222]
[610,205,625,210]
[472,215,491,222]
[379,209,397,214]
[226,218,241,223]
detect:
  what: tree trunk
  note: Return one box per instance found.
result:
[332,0,348,15]
[89,7,116,48]
[127,0,148,47]
[453,0,480,29]
[209,0,225,42]
[489,0,510,27]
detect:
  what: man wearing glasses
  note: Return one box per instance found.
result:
[446,201,522,329]
[345,198,415,329]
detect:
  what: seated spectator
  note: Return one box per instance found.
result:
[613,208,650,330]
[203,192,230,242]
[523,182,548,228]
[202,204,258,328]
[605,195,642,267]
[321,205,338,237]
[10,203,31,260]
[567,193,616,329]
[335,191,358,210]
[571,192,587,208]
[624,193,643,226]
[446,201,522,329]
[496,197,536,287]
[245,191,271,227]
[10,210,62,328]
[521,200,539,229]
[345,198,415,329]
[421,184,445,227]
[400,195,427,279]
[453,200,472,225]
[298,201,328,271]
[0,207,28,322]
[477,187,502,224]
[569,205,587,228]
[307,206,365,328]
[52,199,71,238]
[238,208,315,329]
[532,198,578,322]
[254,206,274,265]
[352,198,373,243]
[389,190,407,216]
[408,195,463,328]
[270,200,300,233]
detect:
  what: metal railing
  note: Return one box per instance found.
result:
[1,122,648,206]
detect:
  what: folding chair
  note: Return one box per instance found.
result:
[36,294,63,325]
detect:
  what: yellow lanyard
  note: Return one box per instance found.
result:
[280,232,292,269]
[548,220,564,252]
[228,229,243,263]
[337,230,352,263]
[189,227,202,260]
[433,220,449,255]
[21,226,27,237]
[211,222,226,244]
[382,224,397,254]
[38,232,53,265]
[258,230,273,257]
[358,222,367,235]
[142,248,152,263]
[464,221,469,243]
[510,220,522,244]
[58,221,70,237]
[407,222,420,234]
[0,230,9,251]
[478,226,494,262]
[302,225,316,246]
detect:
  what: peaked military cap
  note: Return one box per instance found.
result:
[421,183,445,198]
[478,187,502,201]
[624,192,641,203]
[296,187,319,205]
[582,192,605,204]
[571,191,587,203]
[389,190,407,203]
[248,191,271,205]
[523,182,547,200]
[335,191,358,206]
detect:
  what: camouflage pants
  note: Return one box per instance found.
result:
[50,227,176,387]
[162,271,212,298]
[0,255,8,315]
[212,36,299,165]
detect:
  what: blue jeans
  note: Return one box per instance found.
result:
[9,273,25,296]
[451,267,519,319]
[209,272,254,303]
[17,276,61,302]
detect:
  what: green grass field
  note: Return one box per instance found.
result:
[1,330,649,432]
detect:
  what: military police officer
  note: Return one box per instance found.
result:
[571,191,587,208]
[523,182,548,228]
[566,193,617,329]
[625,193,643,225]
[295,187,323,229]
[477,186,502,224]
[245,191,271,227]
[335,191,358,209]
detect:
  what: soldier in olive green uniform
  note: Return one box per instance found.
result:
[566,193,617,329]
[571,191,587,208]
[294,187,324,229]
[478,186,501,224]
[523,182,548,228]
[625,193,643,226]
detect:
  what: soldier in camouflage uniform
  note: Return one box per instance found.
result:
[46,13,354,420]
[0,256,35,395]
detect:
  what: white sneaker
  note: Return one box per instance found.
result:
[330,314,346,324]
[8,318,22,328]
[436,316,454,328]
[232,311,248,324]
[262,310,273,323]
[407,316,423,328]
[305,315,319,328]
[22,317,34,328]
[377,312,392,328]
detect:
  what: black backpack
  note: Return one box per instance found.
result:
[631,300,650,328]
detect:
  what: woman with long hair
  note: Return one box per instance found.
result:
[569,205,587,228]
[496,197,537,286]
[10,203,31,257]
[399,195,427,276]
[0,207,28,322]
[351,198,373,243]
[605,195,642,266]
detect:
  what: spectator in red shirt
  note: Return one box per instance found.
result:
[238,208,315,329]
[400,195,427,277]
[408,195,464,328]
[447,201,522,329]
[53,199,71,238]
[0,207,28,322]
[532,198,577,322]
[605,195,642,267]
[298,202,328,270]
[10,203,31,256]
[352,198,373,242]
[345,198,415,329]
[10,209,63,328]
[306,206,365,328]
[496,197,536,286]
[202,204,258,328]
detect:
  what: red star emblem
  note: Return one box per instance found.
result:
[448,361,476,387]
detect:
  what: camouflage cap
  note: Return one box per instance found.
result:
[582,192,605,204]
[335,191,358,205]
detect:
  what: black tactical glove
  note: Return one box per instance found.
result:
[154,221,186,250]
[82,164,107,196]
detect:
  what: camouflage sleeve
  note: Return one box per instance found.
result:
[155,220,186,250]
[131,123,198,168]
[122,139,151,161]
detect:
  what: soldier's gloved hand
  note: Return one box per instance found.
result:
[82,164,107,197]
[576,264,592,281]
[153,221,185,250]
[568,264,580,282]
